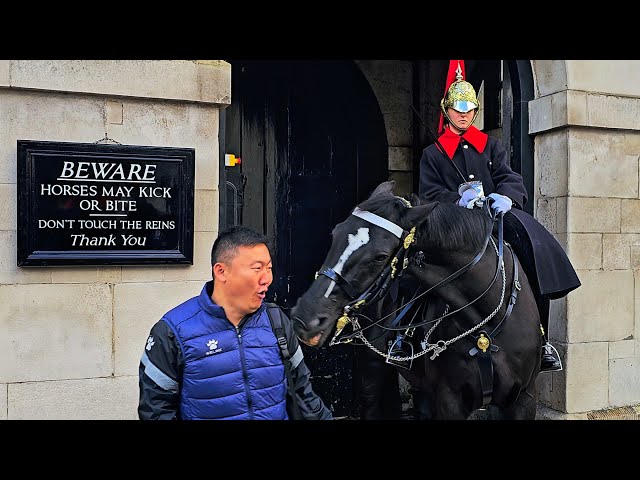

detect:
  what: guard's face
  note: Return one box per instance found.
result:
[447,107,476,134]
[220,244,273,316]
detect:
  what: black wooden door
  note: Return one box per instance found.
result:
[223,60,388,417]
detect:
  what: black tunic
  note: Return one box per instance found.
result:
[418,135,581,300]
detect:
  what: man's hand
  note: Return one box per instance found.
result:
[487,193,512,214]
[457,189,480,208]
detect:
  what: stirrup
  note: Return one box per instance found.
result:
[540,342,563,373]
[386,335,413,370]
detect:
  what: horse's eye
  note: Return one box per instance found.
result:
[374,253,389,262]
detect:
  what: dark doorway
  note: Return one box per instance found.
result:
[221,60,389,417]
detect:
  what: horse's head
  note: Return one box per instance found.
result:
[290,181,438,348]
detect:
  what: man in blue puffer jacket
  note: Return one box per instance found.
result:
[138,226,333,420]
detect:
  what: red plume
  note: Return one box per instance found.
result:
[437,60,466,135]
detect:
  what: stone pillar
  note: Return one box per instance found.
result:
[530,60,640,415]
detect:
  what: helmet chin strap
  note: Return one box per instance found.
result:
[442,108,479,133]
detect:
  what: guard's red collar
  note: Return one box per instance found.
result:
[436,125,488,160]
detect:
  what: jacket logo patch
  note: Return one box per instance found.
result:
[206,338,222,355]
[146,335,155,351]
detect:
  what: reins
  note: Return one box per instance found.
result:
[322,198,517,368]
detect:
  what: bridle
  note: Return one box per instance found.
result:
[315,200,417,345]
[316,199,514,359]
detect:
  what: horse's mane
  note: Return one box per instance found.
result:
[357,189,492,252]
[421,202,492,252]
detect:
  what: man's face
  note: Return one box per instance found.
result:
[220,244,273,316]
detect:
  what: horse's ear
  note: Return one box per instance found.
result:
[369,180,395,198]
[406,200,439,225]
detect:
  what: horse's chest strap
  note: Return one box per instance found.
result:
[469,331,498,408]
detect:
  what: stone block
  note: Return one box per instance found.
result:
[632,245,640,269]
[194,189,217,232]
[196,61,232,105]
[0,183,16,231]
[621,199,640,233]
[121,266,165,283]
[0,231,52,285]
[0,383,6,420]
[0,283,113,383]
[565,341,609,413]
[567,197,620,233]
[602,234,640,270]
[106,99,219,191]
[105,100,123,124]
[0,60,9,86]
[567,61,640,97]
[113,280,203,376]
[566,90,588,126]
[536,197,556,233]
[162,231,216,282]
[609,339,635,359]
[529,94,553,134]
[8,375,138,419]
[535,130,568,197]
[624,131,640,154]
[50,267,122,284]
[532,61,567,97]
[0,90,105,184]
[388,147,413,171]
[8,60,230,105]
[567,234,601,270]
[567,270,634,343]
[568,130,637,198]
[588,94,640,130]
[603,233,640,270]
[557,197,567,234]
[549,296,568,343]
[609,357,640,407]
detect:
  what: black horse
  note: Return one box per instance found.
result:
[290,181,542,420]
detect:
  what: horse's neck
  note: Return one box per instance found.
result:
[408,241,503,314]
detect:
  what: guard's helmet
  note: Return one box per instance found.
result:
[442,80,479,113]
[440,62,480,130]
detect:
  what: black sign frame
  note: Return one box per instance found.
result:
[17,140,195,266]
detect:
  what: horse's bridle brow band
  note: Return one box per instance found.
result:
[352,207,403,238]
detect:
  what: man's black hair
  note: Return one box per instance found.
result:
[211,226,271,266]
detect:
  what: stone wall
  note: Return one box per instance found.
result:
[0,60,230,419]
[532,60,640,414]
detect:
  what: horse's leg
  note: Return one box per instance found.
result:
[433,383,471,420]
[355,345,402,420]
[499,378,538,420]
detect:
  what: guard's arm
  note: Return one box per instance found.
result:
[418,147,460,204]
[138,319,183,420]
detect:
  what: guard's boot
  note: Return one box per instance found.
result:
[540,342,562,372]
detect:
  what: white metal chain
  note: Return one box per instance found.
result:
[359,238,506,363]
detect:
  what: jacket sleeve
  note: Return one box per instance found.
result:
[138,319,183,420]
[280,310,334,420]
[418,147,460,204]
[487,139,528,209]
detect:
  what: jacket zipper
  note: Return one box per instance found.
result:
[236,324,254,419]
